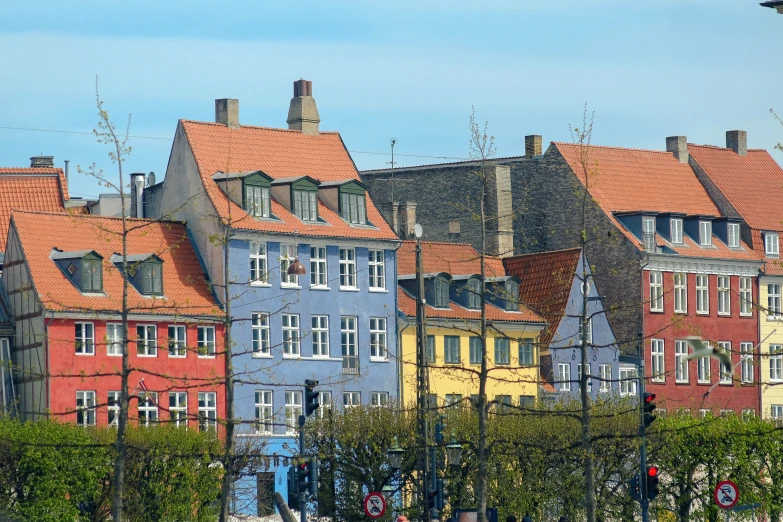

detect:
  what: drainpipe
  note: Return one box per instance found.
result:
[44,309,56,417]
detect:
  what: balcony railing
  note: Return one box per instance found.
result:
[643,232,656,253]
[342,355,359,375]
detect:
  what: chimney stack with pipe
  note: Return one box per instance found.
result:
[30,156,54,168]
[130,172,146,218]
[287,79,320,135]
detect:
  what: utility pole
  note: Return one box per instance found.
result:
[299,414,306,522]
[415,226,430,522]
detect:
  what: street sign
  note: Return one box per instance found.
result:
[714,480,739,510]
[363,492,387,519]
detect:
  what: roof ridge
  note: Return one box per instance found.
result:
[553,141,675,155]
[361,155,527,174]
[11,209,185,225]
[505,247,582,259]
[180,119,340,136]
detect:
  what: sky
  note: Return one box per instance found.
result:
[0,0,781,201]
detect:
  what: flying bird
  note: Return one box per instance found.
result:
[684,336,731,367]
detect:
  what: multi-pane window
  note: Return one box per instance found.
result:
[578,317,593,345]
[599,364,612,392]
[696,275,709,314]
[427,335,435,364]
[108,391,120,427]
[771,345,783,382]
[444,336,461,365]
[250,242,268,284]
[136,325,157,356]
[244,185,270,218]
[728,223,741,248]
[741,342,754,384]
[75,322,95,355]
[619,367,637,396]
[76,391,96,426]
[339,248,357,288]
[343,391,361,408]
[318,391,333,418]
[519,340,534,366]
[285,391,302,434]
[494,338,510,365]
[766,232,780,257]
[698,356,711,384]
[642,217,656,252]
[341,317,358,372]
[717,276,731,316]
[495,395,512,412]
[434,277,450,308]
[675,340,689,383]
[577,363,592,392]
[649,271,663,312]
[368,250,386,290]
[293,189,318,222]
[310,246,327,287]
[770,284,782,318]
[467,278,481,309]
[106,323,123,356]
[674,273,687,313]
[255,390,273,434]
[772,405,783,421]
[198,392,217,431]
[169,392,187,428]
[670,218,683,244]
[282,314,300,357]
[445,394,463,407]
[740,277,752,316]
[168,325,186,357]
[141,261,163,295]
[651,339,665,382]
[469,337,481,365]
[252,313,270,356]
[81,258,102,292]
[718,342,732,384]
[504,280,519,311]
[699,220,712,246]
[280,244,299,286]
[198,326,216,357]
[311,315,329,357]
[369,318,387,360]
[699,409,711,418]
[519,395,535,408]
[370,392,389,407]
[341,193,366,224]
[558,363,571,391]
[138,392,158,426]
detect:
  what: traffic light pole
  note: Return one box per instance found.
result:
[299,414,306,522]
[638,349,649,522]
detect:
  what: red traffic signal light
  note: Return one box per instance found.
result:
[647,466,659,477]
[644,393,656,404]
[646,465,660,500]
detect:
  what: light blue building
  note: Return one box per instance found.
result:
[145,84,400,515]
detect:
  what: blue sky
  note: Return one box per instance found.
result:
[0,1,781,200]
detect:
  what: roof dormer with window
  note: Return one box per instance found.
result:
[614,211,659,253]
[683,216,716,248]
[319,179,375,227]
[451,275,482,310]
[486,276,521,312]
[713,218,743,250]
[270,176,321,223]
[212,170,275,219]
[111,253,164,296]
[765,231,780,258]
[51,249,104,294]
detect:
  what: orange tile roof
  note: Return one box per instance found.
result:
[180,120,397,241]
[10,211,220,317]
[397,288,544,324]
[397,241,506,277]
[503,248,582,348]
[0,168,69,251]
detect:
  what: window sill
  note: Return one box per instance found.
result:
[718,313,731,317]
[282,355,301,360]
[311,355,331,360]
[675,380,690,385]
[697,381,712,385]
[250,282,271,288]
[740,313,753,318]
[310,286,331,291]
[369,357,389,363]
[75,352,95,356]
[696,312,710,316]
[137,354,158,358]
[107,353,123,357]
[674,310,687,315]
[368,288,388,293]
[651,380,665,384]
[280,284,302,290]
[649,309,664,314]
[252,353,273,359]
[339,287,360,292]
[168,355,187,359]
[198,355,216,359]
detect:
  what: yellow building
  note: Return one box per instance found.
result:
[396,241,546,409]
[760,275,783,419]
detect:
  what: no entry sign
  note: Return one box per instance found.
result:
[363,492,387,519]
[714,480,739,510]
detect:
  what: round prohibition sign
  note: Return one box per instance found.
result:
[714,480,739,510]
[363,492,387,519]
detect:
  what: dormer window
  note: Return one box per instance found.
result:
[699,220,712,246]
[112,254,164,296]
[342,193,366,224]
[52,250,104,294]
[670,218,683,244]
[245,185,270,218]
[434,277,450,308]
[727,223,741,248]
[766,232,780,257]
[504,279,519,311]
[293,189,318,222]
[141,260,163,295]
[642,217,656,253]
[81,258,102,292]
[213,170,273,219]
[467,278,481,310]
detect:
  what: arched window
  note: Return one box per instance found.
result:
[434,277,450,308]
[467,278,481,309]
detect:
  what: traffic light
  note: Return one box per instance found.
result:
[297,460,310,494]
[436,478,444,510]
[629,475,641,501]
[305,379,319,417]
[427,489,437,510]
[308,457,319,496]
[643,393,657,428]
[286,466,299,509]
[646,466,660,501]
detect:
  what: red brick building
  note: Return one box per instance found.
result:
[2,210,225,429]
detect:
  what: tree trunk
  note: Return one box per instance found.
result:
[219,223,235,521]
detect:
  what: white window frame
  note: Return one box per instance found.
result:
[339,247,357,289]
[106,323,123,356]
[293,189,318,222]
[766,232,780,257]
[651,339,665,383]
[197,326,216,357]
[578,317,593,345]
[642,217,656,252]
[309,246,327,288]
[311,315,329,358]
[772,405,783,421]
[341,316,358,368]
[696,275,709,315]
[717,276,731,316]
[252,313,270,357]
[649,271,663,312]
[75,322,95,355]
[285,391,303,435]
[599,364,612,392]
[108,391,120,427]
[76,390,96,426]
[698,356,711,384]
[343,391,361,408]
[718,341,732,384]
[169,391,188,428]
[771,344,783,382]
[369,317,387,361]
[728,222,740,248]
[168,325,187,358]
[245,185,270,218]
[675,340,689,383]
[619,367,637,396]
[370,391,389,407]
[282,314,300,357]
[699,220,712,246]
[670,218,683,244]
[250,242,269,284]
[317,391,333,418]
[577,363,592,392]
[741,342,754,384]
[138,392,158,427]
[255,390,273,434]
[674,273,687,314]
[136,325,158,357]
[279,244,299,287]
[558,363,571,392]
[198,391,217,431]
[740,277,752,316]
[770,284,782,319]
[341,193,366,224]
[368,250,386,290]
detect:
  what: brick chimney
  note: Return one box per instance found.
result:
[666,136,689,164]
[726,130,747,156]
[287,79,320,135]
[215,99,239,129]
[30,156,54,168]
[525,135,542,158]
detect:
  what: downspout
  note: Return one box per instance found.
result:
[44,309,56,417]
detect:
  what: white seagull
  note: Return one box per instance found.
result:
[684,336,731,367]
